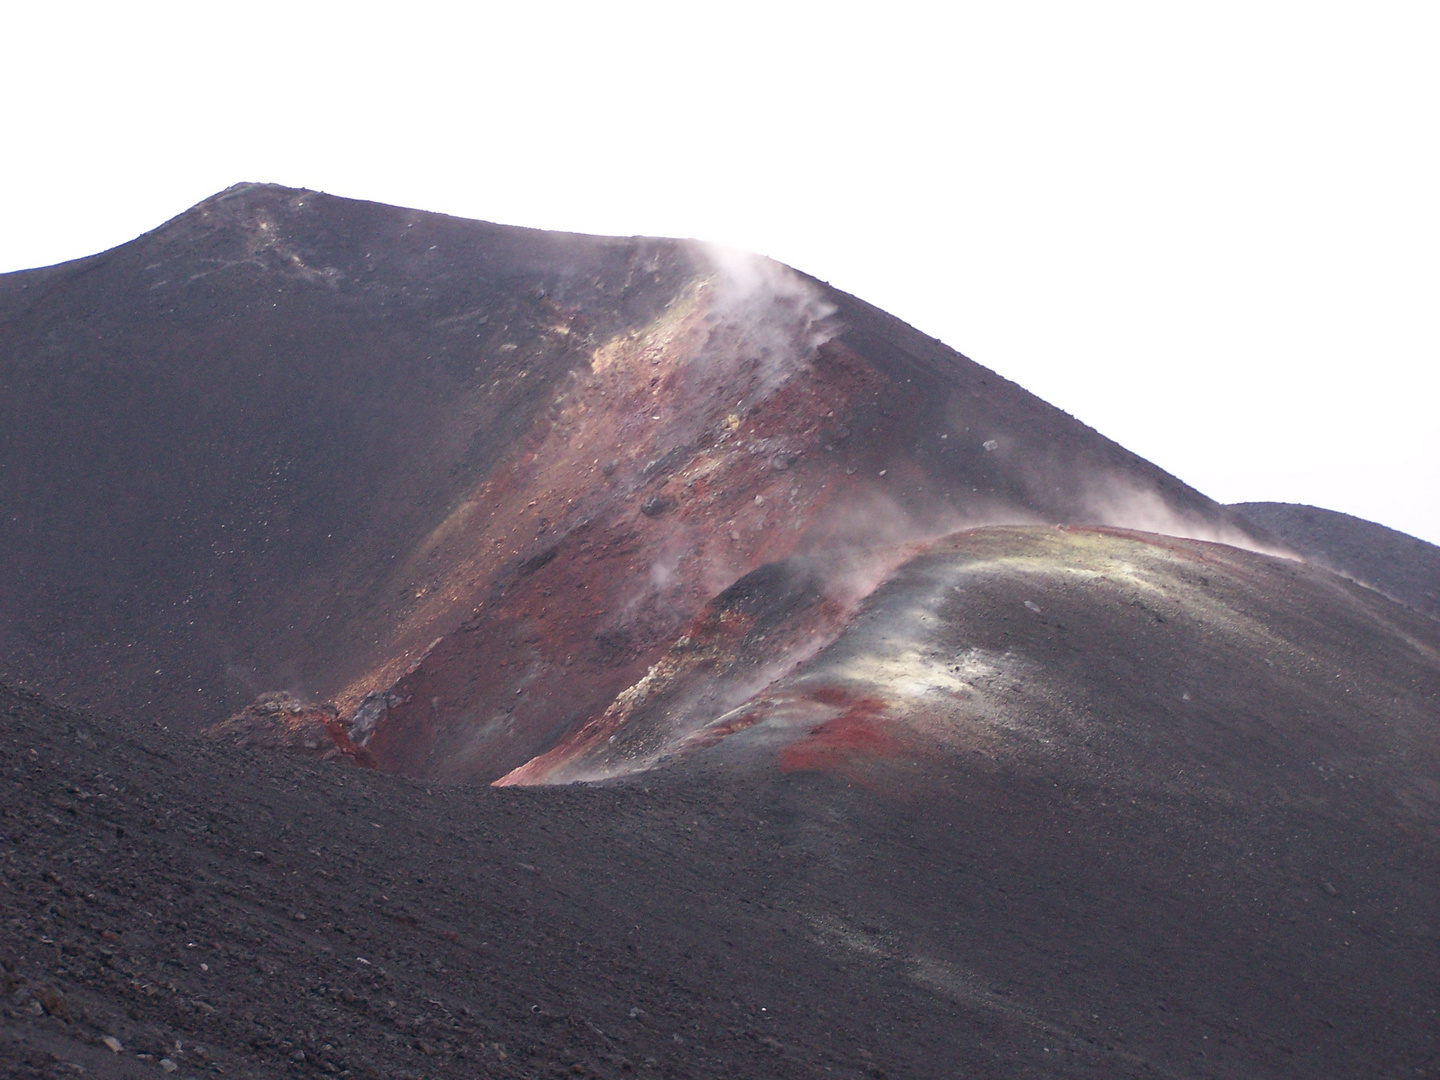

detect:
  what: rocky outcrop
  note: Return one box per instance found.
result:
[206,691,373,766]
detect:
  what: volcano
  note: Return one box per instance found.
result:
[1,185,1437,1079]
[1,182,1265,781]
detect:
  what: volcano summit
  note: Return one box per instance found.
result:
[0,185,1436,1079]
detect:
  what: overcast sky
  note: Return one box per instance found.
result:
[5,2,1437,543]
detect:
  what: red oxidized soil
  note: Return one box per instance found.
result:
[363,299,890,781]
[778,689,904,779]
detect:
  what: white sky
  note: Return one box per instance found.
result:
[5,2,1437,543]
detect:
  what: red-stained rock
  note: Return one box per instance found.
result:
[207,691,374,767]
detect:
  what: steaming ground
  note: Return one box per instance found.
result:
[502,526,1440,793]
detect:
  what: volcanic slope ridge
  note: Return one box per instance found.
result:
[0,183,1268,783]
[1231,502,1440,622]
[504,523,1440,796]
[2,522,1437,1079]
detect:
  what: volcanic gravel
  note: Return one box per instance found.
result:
[4,665,1437,1080]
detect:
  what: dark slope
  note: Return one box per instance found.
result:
[5,520,1439,1080]
[0,183,699,724]
[0,185,1259,783]
[1231,502,1440,621]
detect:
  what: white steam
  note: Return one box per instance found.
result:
[691,243,840,402]
[1075,480,1297,559]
